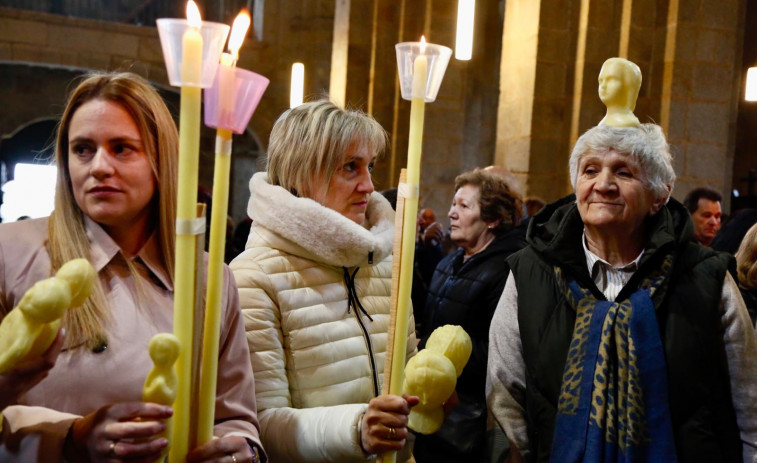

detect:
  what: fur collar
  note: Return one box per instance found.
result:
[246,172,395,267]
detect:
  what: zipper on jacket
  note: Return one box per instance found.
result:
[353,304,380,397]
[343,266,380,397]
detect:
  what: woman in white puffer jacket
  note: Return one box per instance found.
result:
[230,100,418,463]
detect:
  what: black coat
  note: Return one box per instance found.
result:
[509,194,742,463]
[414,227,525,463]
[421,227,525,399]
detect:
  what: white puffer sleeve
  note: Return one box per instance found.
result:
[231,248,372,462]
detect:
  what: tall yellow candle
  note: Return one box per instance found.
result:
[383,40,428,463]
[389,40,427,395]
[195,126,231,445]
[170,1,203,462]
[196,9,250,446]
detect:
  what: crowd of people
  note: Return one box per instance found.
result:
[0,69,755,463]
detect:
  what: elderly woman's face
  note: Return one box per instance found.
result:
[315,144,376,225]
[448,184,493,251]
[576,150,660,235]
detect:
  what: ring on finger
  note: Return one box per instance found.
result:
[388,426,397,439]
[108,441,116,456]
[228,453,238,463]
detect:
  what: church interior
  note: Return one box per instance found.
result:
[0,0,756,226]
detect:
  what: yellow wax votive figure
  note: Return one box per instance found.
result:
[598,57,642,128]
[403,325,472,434]
[143,333,180,462]
[0,258,95,374]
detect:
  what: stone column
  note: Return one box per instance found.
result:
[660,0,744,205]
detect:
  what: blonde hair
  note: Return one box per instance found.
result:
[49,72,178,349]
[266,100,387,199]
[736,222,757,291]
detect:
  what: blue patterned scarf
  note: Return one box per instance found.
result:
[550,255,678,463]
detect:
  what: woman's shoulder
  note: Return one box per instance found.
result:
[0,218,52,309]
[0,218,50,263]
[0,217,48,242]
[674,242,734,277]
[230,229,323,279]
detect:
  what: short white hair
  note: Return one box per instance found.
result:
[569,124,675,202]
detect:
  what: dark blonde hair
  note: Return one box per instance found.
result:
[49,72,178,349]
[736,222,757,291]
[266,100,387,199]
[454,168,523,236]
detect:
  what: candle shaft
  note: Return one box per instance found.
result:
[381,48,429,463]
[170,22,204,463]
[389,96,425,395]
[383,96,425,463]
[196,129,233,445]
[169,85,202,463]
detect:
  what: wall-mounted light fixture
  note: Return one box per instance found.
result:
[290,62,304,108]
[455,0,475,60]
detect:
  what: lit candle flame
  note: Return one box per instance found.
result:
[187,0,202,28]
[420,35,427,53]
[228,9,251,60]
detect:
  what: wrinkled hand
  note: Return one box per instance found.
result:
[65,402,172,463]
[360,393,419,455]
[0,328,65,410]
[423,223,443,246]
[186,435,253,463]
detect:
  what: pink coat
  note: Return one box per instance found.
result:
[0,217,262,462]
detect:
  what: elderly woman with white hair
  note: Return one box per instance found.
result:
[487,123,757,462]
[230,100,417,463]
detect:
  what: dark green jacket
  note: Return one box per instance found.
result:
[508,194,742,463]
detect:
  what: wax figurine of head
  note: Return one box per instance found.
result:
[598,57,642,127]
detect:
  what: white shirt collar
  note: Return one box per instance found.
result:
[582,231,644,300]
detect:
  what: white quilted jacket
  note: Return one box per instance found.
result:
[230,173,417,462]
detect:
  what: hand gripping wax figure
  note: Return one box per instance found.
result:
[0,259,94,376]
[230,100,418,463]
[598,57,642,128]
[415,168,525,463]
[0,259,93,429]
[0,72,263,463]
[486,123,757,463]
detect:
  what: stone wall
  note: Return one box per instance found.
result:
[0,0,753,227]
[495,0,747,210]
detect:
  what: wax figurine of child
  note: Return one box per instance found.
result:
[0,258,95,374]
[142,333,180,462]
[142,333,180,406]
[598,57,642,127]
[54,258,96,308]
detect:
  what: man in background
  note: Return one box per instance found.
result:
[683,187,722,247]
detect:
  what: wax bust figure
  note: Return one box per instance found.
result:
[487,58,757,463]
[598,57,642,128]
